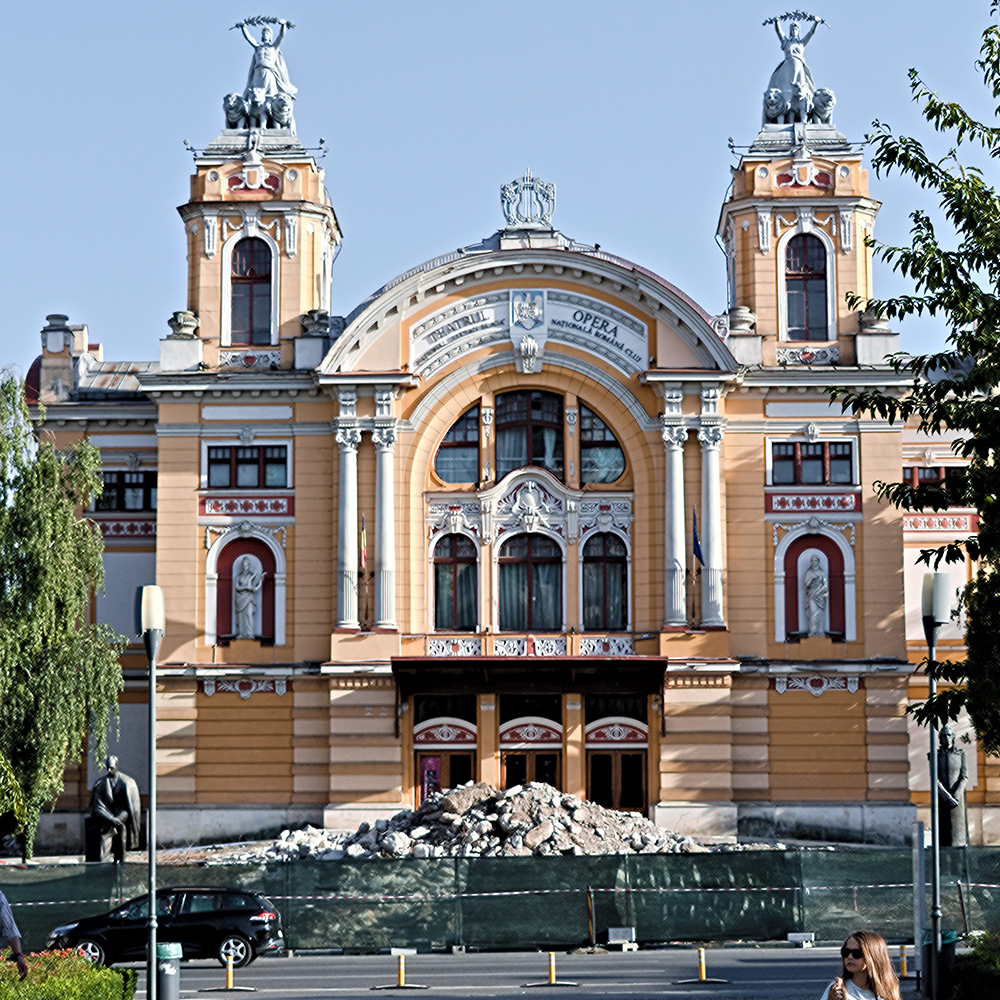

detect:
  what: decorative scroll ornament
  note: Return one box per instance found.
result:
[777,346,840,365]
[413,717,477,745]
[500,717,563,746]
[427,637,483,656]
[203,677,287,699]
[578,500,632,540]
[219,349,281,369]
[772,516,855,547]
[204,216,218,258]
[773,674,860,696]
[204,519,287,550]
[585,716,648,745]
[501,169,556,229]
[428,501,481,540]
[579,636,635,656]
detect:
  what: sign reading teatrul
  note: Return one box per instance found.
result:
[410,289,647,376]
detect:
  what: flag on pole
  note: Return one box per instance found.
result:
[692,509,705,566]
[360,513,367,571]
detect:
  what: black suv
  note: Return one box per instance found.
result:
[46,887,283,967]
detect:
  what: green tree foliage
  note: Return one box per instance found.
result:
[834,3,1000,754]
[0,372,124,856]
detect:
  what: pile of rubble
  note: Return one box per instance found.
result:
[227,781,729,863]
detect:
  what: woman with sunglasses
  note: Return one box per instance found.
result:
[821,931,901,1000]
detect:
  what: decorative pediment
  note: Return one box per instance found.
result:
[585,716,648,746]
[413,716,477,746]
[499,716,563,747]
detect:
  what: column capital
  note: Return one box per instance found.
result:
[372,425,398,451]
[661,422,688,450]
[335,424,362,451]
[698,424,723,449]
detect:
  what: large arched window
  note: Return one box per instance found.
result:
[434,534,478,631]
[785,234,827,341]
[496,391,563,480]
[231,237,272,345]
[498,533,562,631]
[580,406,625,483]
[434,406,479,483]
[582,532,627,630]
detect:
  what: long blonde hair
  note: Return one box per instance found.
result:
[841,930,901,1000]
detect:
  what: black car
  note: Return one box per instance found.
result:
[46,887,283,968]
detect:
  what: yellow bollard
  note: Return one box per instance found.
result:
[698,947,707,982]
[548,952,556,985]
[900,944,908,978]
[226,952,234,990]
[397,954,406,987]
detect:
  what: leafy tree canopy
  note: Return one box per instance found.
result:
[834,2,1000,754]
[0,372,124,856]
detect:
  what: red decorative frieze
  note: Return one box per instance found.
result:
[95,517,156,537]
[201,496,293,516]
[585,717,648,745]
[904,513,977,533]
[499,718,563,746]
[766,492,861,513]
[413,717,477,745]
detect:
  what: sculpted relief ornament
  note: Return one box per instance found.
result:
[501,170,556,229]
[223,16,298,133]
[760,12,836,127]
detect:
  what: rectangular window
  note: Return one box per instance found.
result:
[95,471,157,511]
[205,446,288,489]
[770,442,855,486]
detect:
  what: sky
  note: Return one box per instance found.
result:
[1,1,994,379]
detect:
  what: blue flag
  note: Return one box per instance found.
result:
[692,509,705,566]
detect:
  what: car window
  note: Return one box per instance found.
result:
[179,893,220,914]
[218,893,259,911]
[123,894,175,919]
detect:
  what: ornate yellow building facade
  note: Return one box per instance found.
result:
[26,18,997,850]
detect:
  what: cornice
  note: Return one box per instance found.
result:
[156,422,330,437]
[138,372,321,394]
[177,200,336,222]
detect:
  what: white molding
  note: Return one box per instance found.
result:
[775,221,838,344]
[219,229,281,348]
[199,437,293,490]
[205,526,287,646]
[773,524,856,642]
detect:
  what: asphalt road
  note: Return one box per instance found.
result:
[133,947,925,1000]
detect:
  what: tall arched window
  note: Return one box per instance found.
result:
[498,534,562,631]
[580,406,625,483]
[231,237,272,345]
[785,234,827,341]
[434,534,478,631]
[582,532,627,630]
[496,391,563,480]
[434,406,480,483]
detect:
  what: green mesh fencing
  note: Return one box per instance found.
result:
[5,847,1000,954]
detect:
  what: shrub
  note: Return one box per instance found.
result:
[950,930,1000,999]
[0,948,137,999]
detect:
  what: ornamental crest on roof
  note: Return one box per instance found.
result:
[501,170,556,229]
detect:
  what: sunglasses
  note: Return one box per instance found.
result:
[841,947,864,960]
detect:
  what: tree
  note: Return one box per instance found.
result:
[0,372,124,856]
[835,2,1000,754]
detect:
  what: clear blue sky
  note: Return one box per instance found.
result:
[1,1,992,378]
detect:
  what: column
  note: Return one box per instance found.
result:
[662,423,688,626]
[698,424,725,627]
[372,425,397,629]
[335,424,361,630]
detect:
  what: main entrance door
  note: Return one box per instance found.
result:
[501,750,561,789]
[587,750,646,811]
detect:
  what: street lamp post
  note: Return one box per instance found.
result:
[921,571,952,1000]
[140,585,165,1000]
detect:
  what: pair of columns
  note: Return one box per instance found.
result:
[335,410,397,631]
[662,388,725,629]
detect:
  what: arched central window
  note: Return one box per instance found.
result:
[434,534,478,631]
[580,406,625,483]
[231,237,272,345]
[582,532,627,630]
[496,391,563,480]
[435,406,479,483]
[498,534,562,631]
[785,234,827,341]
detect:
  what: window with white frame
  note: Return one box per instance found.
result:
[770,440,855,486]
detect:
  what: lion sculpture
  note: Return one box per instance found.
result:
[810,88,836,125]
[223,93,248,129]
[269,93,295,131]
[763,88,790,124]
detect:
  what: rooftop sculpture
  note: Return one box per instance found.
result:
[223,15,298,133]
[761,11,835,127]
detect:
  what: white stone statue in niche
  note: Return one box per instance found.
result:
[802,553,829,636]
[233,555,263,638]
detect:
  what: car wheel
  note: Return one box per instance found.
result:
[76,939,106,965]
[218,934,253,968]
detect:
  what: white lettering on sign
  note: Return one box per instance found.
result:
[409,289,647,377]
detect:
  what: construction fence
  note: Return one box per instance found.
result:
[3,846,999,953]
